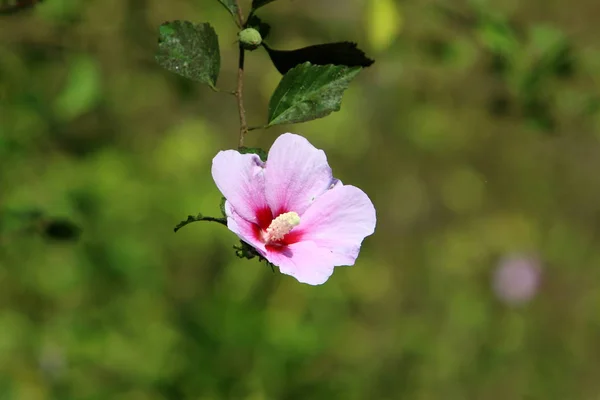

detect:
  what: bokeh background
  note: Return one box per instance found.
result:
[2,0,600,398]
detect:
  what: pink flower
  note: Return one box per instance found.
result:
[211,133,376,285]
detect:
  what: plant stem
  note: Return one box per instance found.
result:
[236,47,248,147]
[234,0,248,148]
[248,125,269,131]
[210,86,236,95]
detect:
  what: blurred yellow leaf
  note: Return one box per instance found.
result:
[366,0,402,52]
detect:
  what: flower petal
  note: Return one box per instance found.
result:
[330,178,343,189]
[225,201,267,255]
[296,185,376,265]
[266,241,337,285]
[264,133,335,216]
[212,150,268,224]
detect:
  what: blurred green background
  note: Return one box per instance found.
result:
[2,0,600,398]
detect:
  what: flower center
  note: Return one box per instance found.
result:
[263,211,300,244]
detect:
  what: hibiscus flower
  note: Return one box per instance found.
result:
[211,133,376,285]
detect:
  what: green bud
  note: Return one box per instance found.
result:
[238,28,262,50]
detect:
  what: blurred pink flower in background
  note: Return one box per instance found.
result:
[492,254,542,305]
[212,133,376,285]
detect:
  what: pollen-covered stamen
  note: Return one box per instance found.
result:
[263,211,300,243]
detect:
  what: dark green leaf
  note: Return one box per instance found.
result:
[263,42,374,75]
[233,241,275,271]
[252,0,277,11]
[217,0,238,18]
[268,62,362,126]
[238,146,268,161]
[234,240,258,260]
[155,21,220,88]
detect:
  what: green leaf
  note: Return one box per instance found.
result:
[238,146,268,161]
[233,241,275,271]
[217,0,238,18]
[263,42,374,75]
[252,0,277,11]
[267,62,362,126]
[155,21,220,88]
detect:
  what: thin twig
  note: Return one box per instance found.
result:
[248,125,269,131]
[210,86,236,95]
[234,0,245,27]
[236,47,248,147]
[234,0,248,148]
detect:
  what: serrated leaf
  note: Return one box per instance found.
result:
[263,42,374,75]
[252,0,277,11]
[268,63,362,126]
[155,21,220,88]
[217,0,238,17]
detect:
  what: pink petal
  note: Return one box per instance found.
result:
[265,241,337,285]
[225,201,267,255]
[212,150,268,225]
[264,133,335,216]
[296,185,376,265]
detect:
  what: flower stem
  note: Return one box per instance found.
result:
[234,0,248,148]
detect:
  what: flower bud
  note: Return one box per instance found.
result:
[238,28,262,51]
